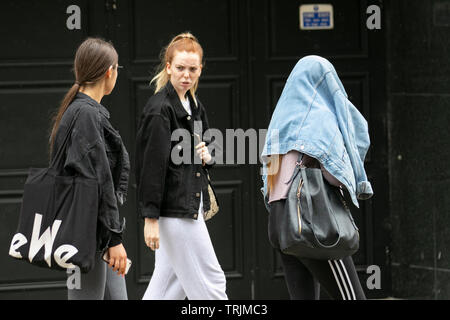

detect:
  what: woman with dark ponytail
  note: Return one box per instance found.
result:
[49,37,130,300]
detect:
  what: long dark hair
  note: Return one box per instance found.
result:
[49,37,118,154]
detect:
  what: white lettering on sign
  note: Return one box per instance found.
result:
[299,4,334,30]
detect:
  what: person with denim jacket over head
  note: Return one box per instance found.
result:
[261,55,372,300]
[49,38,129,299]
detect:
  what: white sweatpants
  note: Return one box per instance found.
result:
[142,195,228,300]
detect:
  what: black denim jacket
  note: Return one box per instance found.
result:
[51,92,130,251]
[135,82,215,220]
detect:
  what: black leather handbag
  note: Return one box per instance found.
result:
[268,153,360,260]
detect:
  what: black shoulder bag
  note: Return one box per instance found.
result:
[268,153,360,260]
[9,109,99,273]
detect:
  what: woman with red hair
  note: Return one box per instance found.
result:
[135,32,227,300]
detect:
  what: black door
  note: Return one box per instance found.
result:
[0,0,389,299]
[110,0,254,299]
[0,0,109,299]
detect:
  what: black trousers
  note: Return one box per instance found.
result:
[269,200,366,300]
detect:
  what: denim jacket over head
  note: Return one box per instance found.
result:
[261,55,373,208]
[51,92,130,250]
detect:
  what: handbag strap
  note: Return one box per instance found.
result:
[49,108,81,169]
[285,152,305,185]
[300,167,342,249]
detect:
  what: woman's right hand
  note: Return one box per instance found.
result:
[144,218,160,251]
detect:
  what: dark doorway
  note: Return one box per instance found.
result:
[0,0,389,299]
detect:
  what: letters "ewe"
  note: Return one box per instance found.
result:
[9,213,78,269]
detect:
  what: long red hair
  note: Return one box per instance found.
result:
[150,32,204,96]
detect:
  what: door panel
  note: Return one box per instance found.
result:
[0,0,108,299]
[110,0,253,299]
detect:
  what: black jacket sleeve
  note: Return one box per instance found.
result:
[65,106,124,248]
[85,141,124,246]
[136,112,172,220]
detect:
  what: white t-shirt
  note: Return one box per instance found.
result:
[181,98,191,115]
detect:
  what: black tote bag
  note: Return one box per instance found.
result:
[268,153,360,260]
[9,110,99,273]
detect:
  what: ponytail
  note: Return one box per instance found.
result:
[48,37,118,156]
[48,82,80,155]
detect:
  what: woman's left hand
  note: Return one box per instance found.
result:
[195,141,212,164]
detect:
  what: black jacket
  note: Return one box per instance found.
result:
[51,92,130,250]
[135,82,215,220]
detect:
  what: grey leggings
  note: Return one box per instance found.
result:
[67,252,128,300]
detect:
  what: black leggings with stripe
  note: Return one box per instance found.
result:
[269,200,366,300]
[279,251,366,300]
